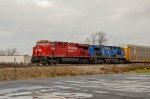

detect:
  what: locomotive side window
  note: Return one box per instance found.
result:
[36,42,42,46]
[51,43,55,47]
[117,47,122,55]
[36,40,50,46]
[43,43,49,46]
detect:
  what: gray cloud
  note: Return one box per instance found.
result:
[0,0,150,55]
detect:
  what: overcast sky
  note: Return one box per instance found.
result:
[0,0,150,55]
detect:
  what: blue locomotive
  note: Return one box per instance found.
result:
[88,45,125,63]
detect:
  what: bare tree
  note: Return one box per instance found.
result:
[85,31,107,45]
[0,48,19,56]
[84,38,90,44]
[96,31,107,45]
[0,50,5,56]
[6,48,19,56]
[85,33,97,44]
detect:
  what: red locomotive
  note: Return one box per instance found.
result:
[32,40,90,65]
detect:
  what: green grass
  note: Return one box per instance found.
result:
[129,69,150,73]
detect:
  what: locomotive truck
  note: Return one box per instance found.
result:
[31,40,126,65]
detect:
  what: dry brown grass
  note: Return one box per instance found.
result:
[0,64,150,81]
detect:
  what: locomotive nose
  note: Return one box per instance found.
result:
[35,47,42,56]
[37,48,41,52]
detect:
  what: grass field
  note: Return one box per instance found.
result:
[129,69,150,73]
[0,64,150,81]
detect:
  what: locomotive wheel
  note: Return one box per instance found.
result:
[94,59,98,64]
[101,60,105,64]
[53,60,58,65]
[79,59,83,64]
[120,60,125,64]
[48,61,54,65]
[79,59,89,64]
[79,61,82,64]
[48,59,58,65]
[117,59,124,64]
[98,60,102,64]
[48,61,53,65]
[86,60,90,64]
[42,63,46,65]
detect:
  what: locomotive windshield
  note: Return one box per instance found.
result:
[36,40,50,46]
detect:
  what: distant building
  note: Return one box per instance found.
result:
[0,55,31,65]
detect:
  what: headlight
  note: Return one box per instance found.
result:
[37,49,41,52]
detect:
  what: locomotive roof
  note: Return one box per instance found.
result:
[37,40,50,43]
[90,45,104,48]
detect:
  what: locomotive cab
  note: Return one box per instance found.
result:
[32,40,51,64]
[33,40,51,56]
